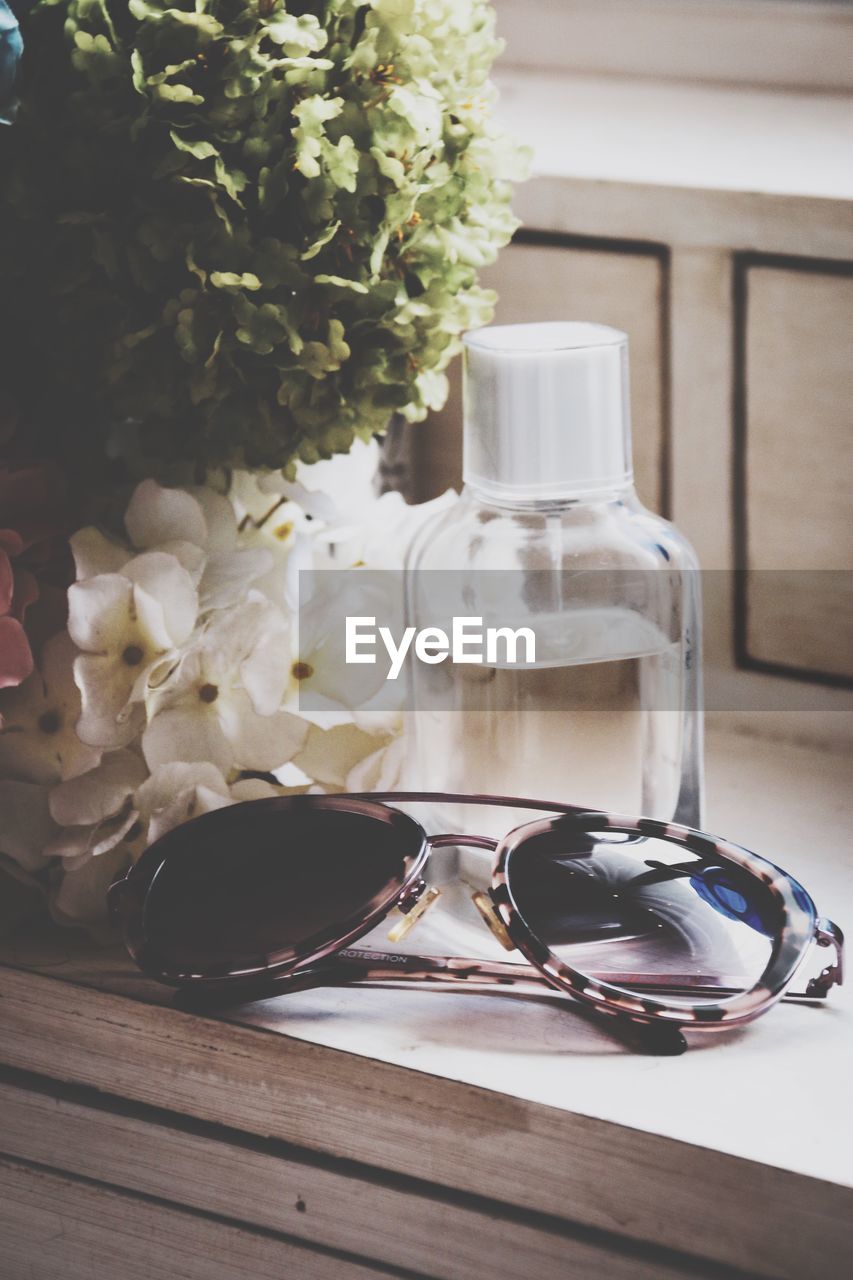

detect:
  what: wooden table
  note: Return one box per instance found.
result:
[1,729,851,1280]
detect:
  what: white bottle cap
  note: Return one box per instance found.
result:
[462,322,633,501]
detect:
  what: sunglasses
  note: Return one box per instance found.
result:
[110,791,844,1056]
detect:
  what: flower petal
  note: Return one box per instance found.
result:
[147,785,233,845]
[153,540,207,584]
[293,436,380,517]
[67,574,134,653]
[0,614,34,688]
[46,802,139,861]
[240,603,290,715]
[124,553,198,646]
[129,584,173,654]
[0,632,101,782]
[346,735,405,791]
[135,761,229,820]
[198,599,261,674]
[70,527,131,580]
[220,691,308,771]
[189,486,238,551]
[125,479,207,550]
[0,548,14,613]
[293,721,389,787]
[142,705,233,773]
[49,749,147,826]
[75,648,138,719]
[75,654,147,750]
[49,844,129,931]
[200,548,274,612]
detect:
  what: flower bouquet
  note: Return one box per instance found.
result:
[0,0,524,931]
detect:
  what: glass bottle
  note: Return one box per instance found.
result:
[404,322,703,841]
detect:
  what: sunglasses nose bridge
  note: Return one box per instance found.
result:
[385,833,500,944]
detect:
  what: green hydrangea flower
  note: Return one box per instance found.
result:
[0,0,525,480]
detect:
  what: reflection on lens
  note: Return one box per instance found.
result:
[141,802,424,977]
[507,823,783,1005]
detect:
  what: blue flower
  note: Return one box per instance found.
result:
[0,0,24,127]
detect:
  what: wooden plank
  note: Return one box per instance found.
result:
[0,959,851,1280]
[0,1075,728,1280]
[511,174,853,263]
[0,1155,398,1280]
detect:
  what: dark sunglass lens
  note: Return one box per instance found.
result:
[507,824,783,1004]
[140,803,423,978]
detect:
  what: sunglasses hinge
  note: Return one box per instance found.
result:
[807,917,845,997]
[387,881,441,943]
[396,879,428,916]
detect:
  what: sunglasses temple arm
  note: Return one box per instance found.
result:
[191,949,824,1003]
[204,951,557,998]
[171,952,551,1016]
[174,951,689,1056]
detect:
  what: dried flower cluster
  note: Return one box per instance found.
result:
[1,0,523,479]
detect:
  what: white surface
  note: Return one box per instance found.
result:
[233,728,853,1187]
[496,68,853,201]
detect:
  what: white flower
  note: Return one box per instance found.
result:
[73,480,273,614]
[226,472,315,613]
[135,761,234,845]
[0,632,101,783]
[286,573,392,720]
[125,479,210,550]
[239,436,380,525]
[69,550,198,749]
[47,749,148,867]
[142,596,308,774]
[1,459,457,933]
[295,436,381,511]
[345,734,406,791]
[49,844,130,933]
[317,487,457,570]
[292,721,395,789]
[70,526,134,580]
[135,764,312,847]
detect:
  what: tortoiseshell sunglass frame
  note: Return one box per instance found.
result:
[110,791,844,1056]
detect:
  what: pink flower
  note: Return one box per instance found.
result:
[0,528,36,688]
[0,460,73,691]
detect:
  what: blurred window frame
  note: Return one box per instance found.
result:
[494,0,853,95]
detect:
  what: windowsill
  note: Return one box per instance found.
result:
[493,0,853,96]
[496,67,853,202]
[1,729,851,1231]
